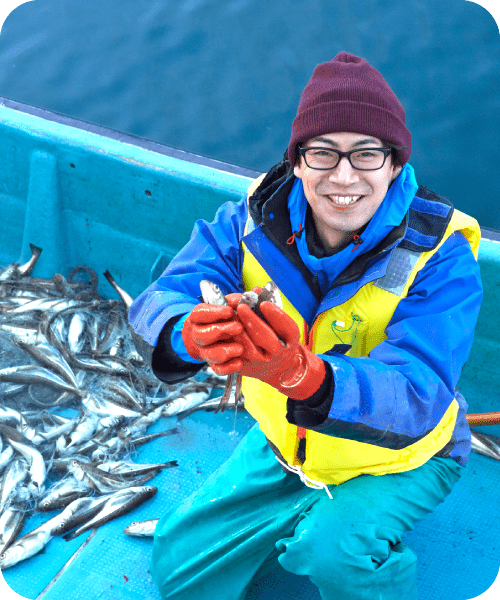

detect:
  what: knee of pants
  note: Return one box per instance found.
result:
[277,517,414,584]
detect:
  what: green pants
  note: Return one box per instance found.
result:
[151,423,464,600]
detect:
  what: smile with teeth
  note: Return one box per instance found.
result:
[329,195,363,205]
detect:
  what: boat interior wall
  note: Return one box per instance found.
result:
[1,101,499,437]
[0,103,254,300]
[461,239,500,438]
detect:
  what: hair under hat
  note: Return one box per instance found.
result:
[288,52,411,167]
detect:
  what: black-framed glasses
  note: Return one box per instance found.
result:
[298,146,393,171]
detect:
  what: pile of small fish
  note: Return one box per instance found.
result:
[0,247,236,569]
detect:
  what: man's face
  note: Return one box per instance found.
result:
[293,132,402,250]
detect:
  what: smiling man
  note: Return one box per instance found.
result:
[130,53,483,600]
[294,132,402,250]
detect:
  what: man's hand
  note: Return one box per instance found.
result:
[234,301,326,400]
[182,294,245,371]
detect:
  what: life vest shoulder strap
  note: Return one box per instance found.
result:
[399,186,454,252]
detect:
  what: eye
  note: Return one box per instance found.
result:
[311,149,334,157]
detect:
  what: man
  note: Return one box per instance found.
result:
[129,52,483,599]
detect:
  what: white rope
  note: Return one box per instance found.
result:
[275,455,333,499]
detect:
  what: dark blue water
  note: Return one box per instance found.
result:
[0,0,498,228]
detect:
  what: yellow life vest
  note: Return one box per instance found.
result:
[240,181,480,485]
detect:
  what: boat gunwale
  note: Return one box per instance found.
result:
[0,95,262,180]
[1,95,499,242]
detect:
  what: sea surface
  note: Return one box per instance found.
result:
[0,0,498,228]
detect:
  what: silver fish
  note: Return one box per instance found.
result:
[55,413,100,455]
[63,485,157,541]
[199,280,238,414]
[95,308,125,353]
[53,273,76,297]
[237,290,259,310]
[98,459,178,477]
[161,389,212,417]
[0,324,41,345]
[0,518,54,569]
[0,495,92,569]
[16,414,47,446]
[51,495,113,537]
[36,476,93,512]
[9,297,81,315]
[90,429,179,462]
[38,417,77,442]
[124,517,158,537]
[199,280,228,306]
[0,425,46,492]
[0,382,27,399]
[12,339,78,388]
[470,430,500,460]
[103,270,154,363]
[200,280,283,414]
[179,396,245,417]
[68,312,88,353]
[0,245,42,282]
[0,445,14,473]
[0,406,24,426]
[103,270,134,308]
[0,457,28,513]
[49,314,67,345]
[18,244,43,277]
[0,507,26,554]
[144,380,203,409]
[118,405,164,439]
[244,281,284,336]
[68,459,160,494]
[102,379,144,413]
[0,364,84,397]
[82,394,143,419]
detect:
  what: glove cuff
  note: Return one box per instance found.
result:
[181,317,204,362]
[272,348,326,401]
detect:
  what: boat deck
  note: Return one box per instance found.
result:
[3,406,500,600]
[1,99,499,600]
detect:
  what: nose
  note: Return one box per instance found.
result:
[328,156,360,185]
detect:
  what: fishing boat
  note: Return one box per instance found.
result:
[0,97,499,600]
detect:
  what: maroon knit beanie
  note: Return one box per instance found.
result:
[288,52,411,166]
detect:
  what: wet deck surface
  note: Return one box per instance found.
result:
[2,409,500,600]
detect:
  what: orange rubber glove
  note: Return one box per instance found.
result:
[234,301,326,401]
[181,293,244,372]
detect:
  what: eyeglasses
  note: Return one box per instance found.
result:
[298,146,393,171]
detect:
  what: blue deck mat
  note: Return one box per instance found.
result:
[3,409,500,600]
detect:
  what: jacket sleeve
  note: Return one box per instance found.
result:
[288,231,483,444]
[151,315,206,384]
[128,198,248,348]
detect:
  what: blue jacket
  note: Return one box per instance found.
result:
[130,158,483,467]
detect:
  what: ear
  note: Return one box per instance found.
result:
[293,157,304,179]
[390,164,402,182]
